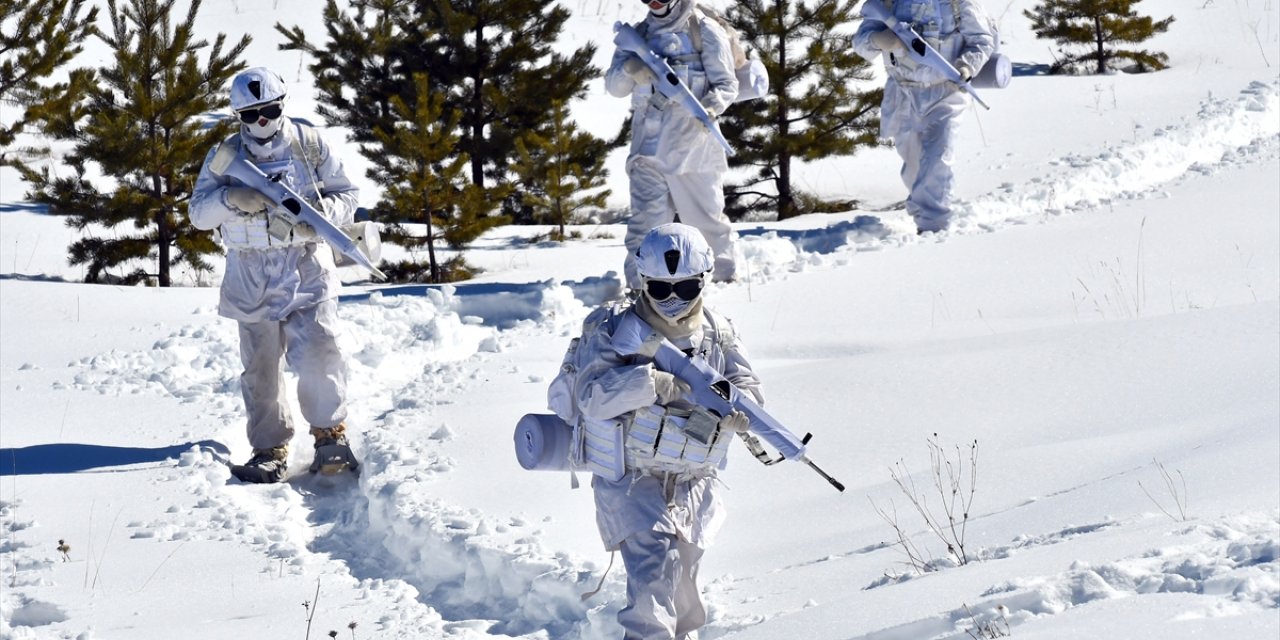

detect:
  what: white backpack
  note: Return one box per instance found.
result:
[687,4,770,102]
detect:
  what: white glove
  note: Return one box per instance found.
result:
[652,370,691,405]
[224,186,271,214]
[622,56,656,85]
[957,63,973,83]
[717,410,750,434]
[870,29,902,53]
[699,94,725,118]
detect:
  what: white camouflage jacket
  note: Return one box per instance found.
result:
[604,1,739,175]
[852,0,995,88]
[189,119,359,323]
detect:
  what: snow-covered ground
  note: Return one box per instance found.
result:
[1,1,1277,638]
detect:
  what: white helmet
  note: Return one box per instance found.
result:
[635,223,714,280]
[230,67,287,110]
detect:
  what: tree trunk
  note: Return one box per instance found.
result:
[1094,17,1106,74]
[152,173,171,287]
[778,153,797,219]
[425,205,440,284]
[773,0,793,220]
[470,22,487,189]
[155,207,171,287]
[774,0,796,220]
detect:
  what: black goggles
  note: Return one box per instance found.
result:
[645,277,703,301]
[237,102,283,123]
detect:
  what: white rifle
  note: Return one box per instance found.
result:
[613,21,736,156]
[209,150,386,280]
[610,312,846,492]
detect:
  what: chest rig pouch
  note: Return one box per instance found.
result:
[567,307,738,481]
[625,323,733,478]
[623,402,732,478]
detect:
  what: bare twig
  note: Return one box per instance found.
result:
[304,578,321,639]
[1139,458,1189,522]
[881,435,981,569]
[869,497,929,574]
[137,541,187,592]
[963,602,1012,638]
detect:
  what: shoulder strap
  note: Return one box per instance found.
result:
[688,10,704,53]
[701,306,736,352]
[289,122,324,172]
[209,132,242,176]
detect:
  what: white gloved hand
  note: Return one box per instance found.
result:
[957,63,973,83]
[622,56,656,85]
[717,410,751,433]
[224,186,271,214]
[699,94,724,118]
[652,370,691,405]
[870,29,903,53]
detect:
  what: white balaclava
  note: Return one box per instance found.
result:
[646,0,693,28]
[230,67,288,142]
[645,0,678,19]
[635,223,713,330]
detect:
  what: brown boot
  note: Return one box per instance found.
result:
[309,424,359,476]
[230,445,289,483]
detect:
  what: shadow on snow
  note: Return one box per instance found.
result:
[0,440,231,476]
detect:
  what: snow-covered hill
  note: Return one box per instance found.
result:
[2,1,1278,638]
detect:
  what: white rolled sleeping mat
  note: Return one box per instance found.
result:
[332,221,382,268]
[513,413,575,472]
[970,52,1012,89]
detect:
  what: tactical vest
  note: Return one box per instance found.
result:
[571,306,739,481]
[216,121,328,250]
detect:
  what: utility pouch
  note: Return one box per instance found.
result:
[267,210,297,241]
[576,415,626,482]
[624,405,731,476]
[682,406,720,445]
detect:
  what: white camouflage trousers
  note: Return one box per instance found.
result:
[892,86,967,233]
[236,300,347,450]
[618,528,707,640]
[624,155,737,288]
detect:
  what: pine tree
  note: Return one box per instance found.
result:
[19,0,248,286]
[275,0,413,150]
[368,73,508,283]
[415,0,601,190]
[277,0,604,191]
[720,0,881,220]
[510,99,611,240]
[0,0,99,168]
[1024,0,1175,74]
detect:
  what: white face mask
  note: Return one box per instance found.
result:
[245,117,283,141]
[648,0,676,18]
[653,295,695,318]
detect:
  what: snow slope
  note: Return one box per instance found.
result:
[1,1,1278,638]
